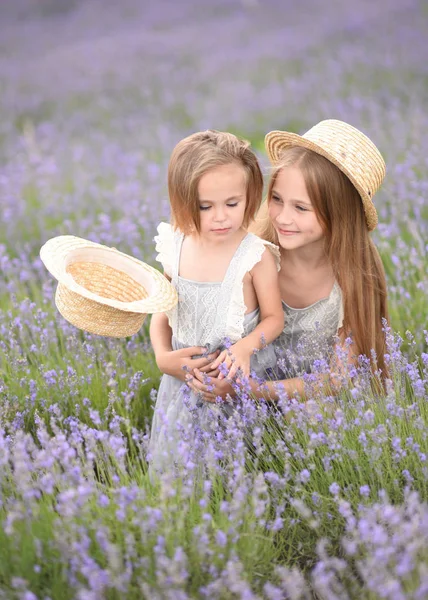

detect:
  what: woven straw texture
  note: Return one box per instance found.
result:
[265,119,386,231]
[67,262,149,303]
[40,235,178,338]
[56,284,148,337]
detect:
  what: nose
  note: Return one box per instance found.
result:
[276,203,294,226]
[213,206,227,222]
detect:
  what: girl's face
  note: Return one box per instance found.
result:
[197,163,247,241]
[268,166,324,252]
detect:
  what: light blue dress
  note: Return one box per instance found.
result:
[149,223,280,474]
[269,281,344,380]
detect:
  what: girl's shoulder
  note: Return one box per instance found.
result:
[242,232,281,273]
[154,222,182,278]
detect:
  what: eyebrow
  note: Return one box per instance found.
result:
[198,195,245,203]
[271,189,312,205]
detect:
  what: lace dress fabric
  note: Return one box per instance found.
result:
[149,223,279,474]
[269,281,344,380]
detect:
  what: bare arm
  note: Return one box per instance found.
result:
[150,312,174,357]
[250,332,356,401]
[249,376,305,399]
[238,247,284,352]
[150,312,219,382]
[211,248,284,379]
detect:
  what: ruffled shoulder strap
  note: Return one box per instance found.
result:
[223,234,281,342]
[258,239,281,272]
[154,222,183,331]
[154,222,175,278]
[234,233,281,277]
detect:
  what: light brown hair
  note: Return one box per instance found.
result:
[253,147,389,378]
[168,130,263,234]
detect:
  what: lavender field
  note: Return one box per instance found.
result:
[0,0,427,598]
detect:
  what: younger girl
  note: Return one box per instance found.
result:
[149,130,284,473]
[189,119,389,402]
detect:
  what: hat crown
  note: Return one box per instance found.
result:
[302,119,385,198]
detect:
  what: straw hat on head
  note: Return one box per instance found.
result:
[40,235,178,338]
[265,119,386,231]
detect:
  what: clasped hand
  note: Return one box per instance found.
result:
[208,338,252,380]
[156,342,250,402]
[185,340,252,402]
[185,368,235,402]
[156,345,220,382]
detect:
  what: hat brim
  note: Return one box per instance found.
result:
[40,235,177,314]
[265,130,378,231]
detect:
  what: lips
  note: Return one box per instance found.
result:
[278,228,299,235]
[212,228,231,233]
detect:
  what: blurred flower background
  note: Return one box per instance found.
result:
[0,0,427,598]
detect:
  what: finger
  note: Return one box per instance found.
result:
[209,358,221,370]
[187,380,200,394]
[193,368,206,383]
[192,357,212,370]
[218,365,230,380]
[188,378,207,392]
[191,368,202,382]
[188,383,199,395]
[225,355,234,369]
[188,350,220,371]
[228,363,238,381]
[182,346,207,357]
[217,352,234,379]
[209,351,227,370]
[194,367,209,377]
[198,360,220,373]
[196,386,215,400]
[205,368,220,378]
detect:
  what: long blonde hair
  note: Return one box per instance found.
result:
[253,147,389,377]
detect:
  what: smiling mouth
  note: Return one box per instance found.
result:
[278,228,299,235]
[212,228,231,232]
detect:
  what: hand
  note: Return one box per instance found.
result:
[198,366,220,377]
[156,347,219,382]
[186,368,235,402]
[209,339,251,381]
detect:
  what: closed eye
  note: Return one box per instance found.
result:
[200,202,239,210]
[271,194,282,203]
[296,205,309,212]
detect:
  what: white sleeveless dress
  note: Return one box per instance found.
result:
[149,223,280,474]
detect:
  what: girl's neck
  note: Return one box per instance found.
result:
[278,240,336,308]
[281,240,330,271]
